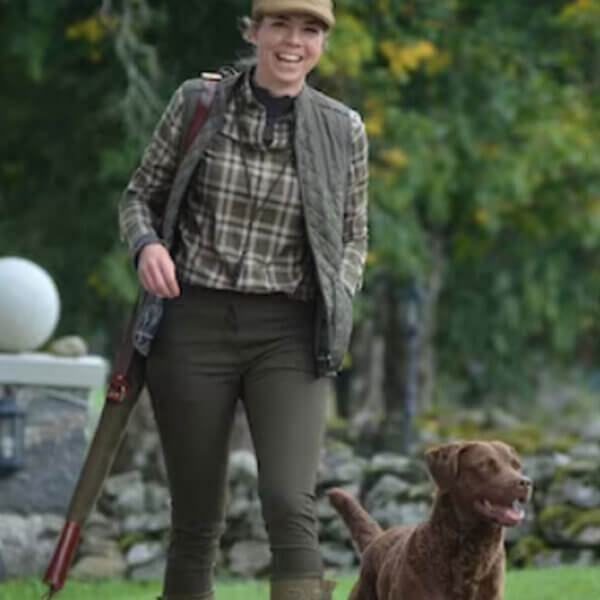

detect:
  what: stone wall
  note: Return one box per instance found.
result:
[1,391,599,581]
[4,442,600,581]
[0,386,90,514]
[0,383,91,578]
[64,441,600,581]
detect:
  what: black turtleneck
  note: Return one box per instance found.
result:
[250,77,295,121]
[250,74,295,145]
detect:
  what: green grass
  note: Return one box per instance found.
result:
[2,567,599,600]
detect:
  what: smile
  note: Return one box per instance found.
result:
[276,53,302,63]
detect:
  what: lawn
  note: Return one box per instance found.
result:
[1,567,599,600]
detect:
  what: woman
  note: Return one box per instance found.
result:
[119,1,369,599]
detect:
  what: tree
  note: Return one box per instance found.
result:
[316,0,600,448]
[2,1,599,446]
[0,0,248,352]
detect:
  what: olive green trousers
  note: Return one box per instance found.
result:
[146,286,330,597]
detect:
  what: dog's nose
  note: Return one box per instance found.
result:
[519,476,532,489]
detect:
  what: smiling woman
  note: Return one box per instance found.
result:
[251,13,326,96]
[117,1,369,599]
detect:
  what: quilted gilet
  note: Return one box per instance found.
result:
[132,72,354,376]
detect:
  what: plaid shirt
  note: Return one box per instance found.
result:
[120,72,369,300]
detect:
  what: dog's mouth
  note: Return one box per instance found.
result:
[474,498,527,527]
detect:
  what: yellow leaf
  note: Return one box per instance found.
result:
[380,39,438,78]
[560,0,600,19]
[318,12,375,78]
[364,99,385,137]
[366,251,379,266]
[365,115,383,137]
[474,208,489,225]
[65,13,118,44]
[381,148,409,169]
[376,0,389,13]
[587,198,600,214]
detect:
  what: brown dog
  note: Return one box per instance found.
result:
[328,440,532,600]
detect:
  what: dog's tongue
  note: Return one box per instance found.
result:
[492,503,524,526]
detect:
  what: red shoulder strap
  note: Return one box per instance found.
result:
[181,81,218,154]
[107,79,219,406]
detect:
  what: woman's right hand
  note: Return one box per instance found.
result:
[137,243,181,298]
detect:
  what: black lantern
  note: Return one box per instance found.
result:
[0,387,26,473]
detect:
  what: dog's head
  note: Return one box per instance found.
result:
[425,440,532,527]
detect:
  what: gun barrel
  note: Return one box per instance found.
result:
[43,521,81,592]
[41,346,145,597]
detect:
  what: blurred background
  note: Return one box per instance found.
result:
[3,0,600,437]
[1,0,600,583]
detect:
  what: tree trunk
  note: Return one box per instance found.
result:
[348,333,386,451]
[418,233,445,412]
[380,233,446,452]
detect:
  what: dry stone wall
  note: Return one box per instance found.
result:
[1,391,600,581]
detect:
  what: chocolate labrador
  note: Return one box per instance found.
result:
[328,440,532,600]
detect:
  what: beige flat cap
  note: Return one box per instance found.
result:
[252,0,335,28]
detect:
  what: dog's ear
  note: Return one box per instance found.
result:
[425,442,473,491]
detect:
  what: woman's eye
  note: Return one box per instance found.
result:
[305,27,319,34]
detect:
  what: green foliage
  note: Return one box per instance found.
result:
[0,1,247,352]
[417,410,579,454]
[0,1,130,349]
[536,503,597,536]
[508,535,551,568]
[316,0,600,400]
[2,0,600,402]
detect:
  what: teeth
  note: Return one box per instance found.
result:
[512,500,525,518]
[277,53,302,62]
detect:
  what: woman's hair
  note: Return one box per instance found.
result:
[236,15,259,69]
[238,15,258,44]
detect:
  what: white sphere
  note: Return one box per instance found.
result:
[0,257,61,352]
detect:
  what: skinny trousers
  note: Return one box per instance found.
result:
[145,285,329,596]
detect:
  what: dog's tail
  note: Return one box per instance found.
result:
[327,487,383,553]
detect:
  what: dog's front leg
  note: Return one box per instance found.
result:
[348,577,376,600]
[475,563,504,600]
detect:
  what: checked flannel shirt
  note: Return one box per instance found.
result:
[120,71,369,302]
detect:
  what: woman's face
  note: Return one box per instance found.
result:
[251,13,326,96]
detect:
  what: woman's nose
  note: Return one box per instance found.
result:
[284,27,301,44]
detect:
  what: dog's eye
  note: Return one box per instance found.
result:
[511,459,521,470]
[481,458,498,472]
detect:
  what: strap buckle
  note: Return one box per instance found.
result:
[106,373,128,404]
